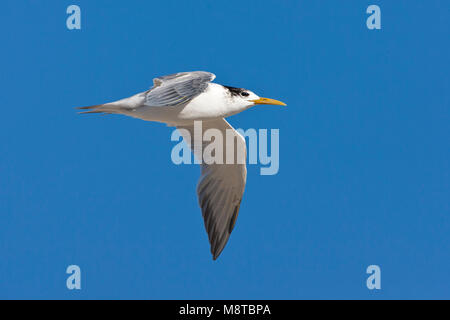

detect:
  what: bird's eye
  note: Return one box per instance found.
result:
[241,92,249,97]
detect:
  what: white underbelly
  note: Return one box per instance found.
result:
[129,103,224,125]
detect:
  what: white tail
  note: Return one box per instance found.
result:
[77,92,146,115]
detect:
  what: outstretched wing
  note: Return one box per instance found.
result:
[145,71,216,107]
[177,119,247,260]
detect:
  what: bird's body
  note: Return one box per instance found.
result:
[78,71,285,260]
[111,83,247,125]
[83,83,255,125]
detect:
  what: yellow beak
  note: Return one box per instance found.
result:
[251,97,287,106]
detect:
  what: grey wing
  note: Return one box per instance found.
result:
[177,119,247,260]
[145,71,216,107]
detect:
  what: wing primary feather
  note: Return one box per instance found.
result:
[229,201,241,233]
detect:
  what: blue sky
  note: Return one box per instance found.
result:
[0,1,448,299]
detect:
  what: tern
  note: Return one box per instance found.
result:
[78,71,286,260]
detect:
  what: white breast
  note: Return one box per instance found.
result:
[177,83,231,120]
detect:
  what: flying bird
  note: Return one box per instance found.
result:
[78,71,286,260]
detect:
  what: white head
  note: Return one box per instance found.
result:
[223,86,287,111]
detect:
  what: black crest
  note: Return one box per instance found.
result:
[223,85,246,97]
